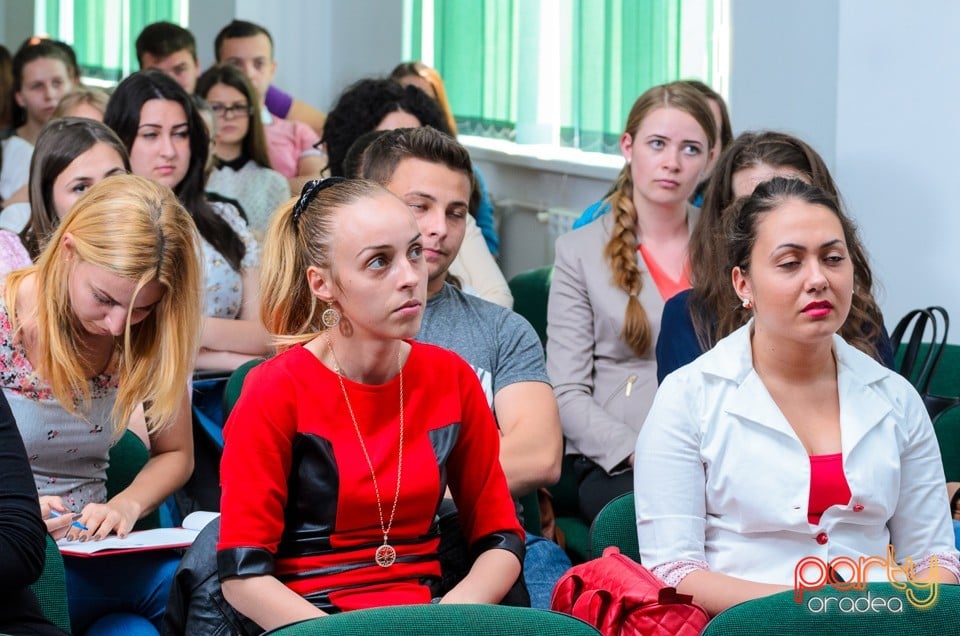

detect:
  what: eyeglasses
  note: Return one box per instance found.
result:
[209,103,253,119]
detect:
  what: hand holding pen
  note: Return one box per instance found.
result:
[39,495,85,540]
[50,509,89,532]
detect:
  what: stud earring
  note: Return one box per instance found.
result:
[321,303,341,328]
[741,298,753,310]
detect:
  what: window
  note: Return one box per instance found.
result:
[36,0,189,85]
[405,0,726,155]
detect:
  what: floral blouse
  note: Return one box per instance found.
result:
[202,200,260,319]
[0,230,30,279]
[0,286,117,510]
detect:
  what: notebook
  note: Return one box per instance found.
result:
[57,510,219,557]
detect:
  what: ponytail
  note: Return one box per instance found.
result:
[259,198,320,351]
[259,178,389,351]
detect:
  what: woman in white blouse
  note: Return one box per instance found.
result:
[635,177,959,616]
[105,70,271,370]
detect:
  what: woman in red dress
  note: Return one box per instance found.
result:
[217,177,524,632]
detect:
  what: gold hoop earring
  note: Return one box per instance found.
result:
[321,304,341,329]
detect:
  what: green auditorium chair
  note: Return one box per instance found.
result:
[29,535,72,633]
[262,604,600,635]
[701,581,960,635]
[106,429,160,530]
[934,404,960,483]
[588,492,639,562]
[508,266,590,562]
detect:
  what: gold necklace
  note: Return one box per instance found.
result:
[326,335,404,568]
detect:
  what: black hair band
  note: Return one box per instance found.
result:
[292,177,347,226]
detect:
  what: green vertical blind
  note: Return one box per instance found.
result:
[38,0,186,82]
[405,0,718,155]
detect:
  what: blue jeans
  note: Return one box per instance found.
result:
[65,550,180,635]
[524,533,572,610]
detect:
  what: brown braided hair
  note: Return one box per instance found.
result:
[603,82,716,356]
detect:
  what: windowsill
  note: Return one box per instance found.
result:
[460,135,623,181]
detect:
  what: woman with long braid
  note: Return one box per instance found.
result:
[546,82,716,522]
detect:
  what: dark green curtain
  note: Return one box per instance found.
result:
[563,0,681,154]
[405,0,715,155]
[42,0,184,82]
[434,0,517,140]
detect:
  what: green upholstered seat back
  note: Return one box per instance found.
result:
[223,358,266,419]
[588,492,639,561]
[106,429,160,530]
[702,582,960,635]
[507,266,553,347]
[28,535,72,633]
[263,604,600,635]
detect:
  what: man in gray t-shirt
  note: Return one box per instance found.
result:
[418,282,549,414]
[363,127,566,609]
[362,128,562,497]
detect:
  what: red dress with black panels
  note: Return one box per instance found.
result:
[217,340,524,613]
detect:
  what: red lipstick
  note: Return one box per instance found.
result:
[803,300,833,318]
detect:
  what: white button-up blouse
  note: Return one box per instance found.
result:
[635,322,960,586]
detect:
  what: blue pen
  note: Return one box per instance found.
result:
[49,509,89,532]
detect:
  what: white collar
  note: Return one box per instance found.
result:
[698,320,894,447]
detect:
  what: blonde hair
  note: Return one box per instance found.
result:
[260,179,389,351]
[603,81,716,356]
[5,174,203,435]
[52,87,110,120]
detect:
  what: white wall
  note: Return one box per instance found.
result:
[1,0,34,49]
[229,0,402,113]
[834,0,960,336]
[727,0,839,168]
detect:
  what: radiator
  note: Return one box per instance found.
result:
[496,199,579,280]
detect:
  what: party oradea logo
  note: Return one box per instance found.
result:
[793,545,939,613]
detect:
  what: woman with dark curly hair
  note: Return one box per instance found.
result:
[322,78,512,308]
[321,78,449,178]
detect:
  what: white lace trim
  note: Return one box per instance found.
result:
[914,552,960,582]
[650,559,710,587]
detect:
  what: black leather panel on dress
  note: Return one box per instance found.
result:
[470,530,526,564]
[217,546,275,578]
[427,422,460,502]
[277,432,338,558]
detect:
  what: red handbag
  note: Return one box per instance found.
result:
[551,546,709,636]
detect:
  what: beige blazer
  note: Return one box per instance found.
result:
[546,205,699,472]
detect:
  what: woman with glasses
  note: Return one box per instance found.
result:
[105,70,271,371]
[197,65,290,238]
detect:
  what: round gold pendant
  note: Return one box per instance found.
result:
[375,543,397,567]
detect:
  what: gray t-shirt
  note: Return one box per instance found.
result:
[417,283,550,414]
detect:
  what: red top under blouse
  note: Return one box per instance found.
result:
[638,244,691,301]
[807,452,852,525]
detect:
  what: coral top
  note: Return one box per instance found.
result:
[638,244,691,301]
